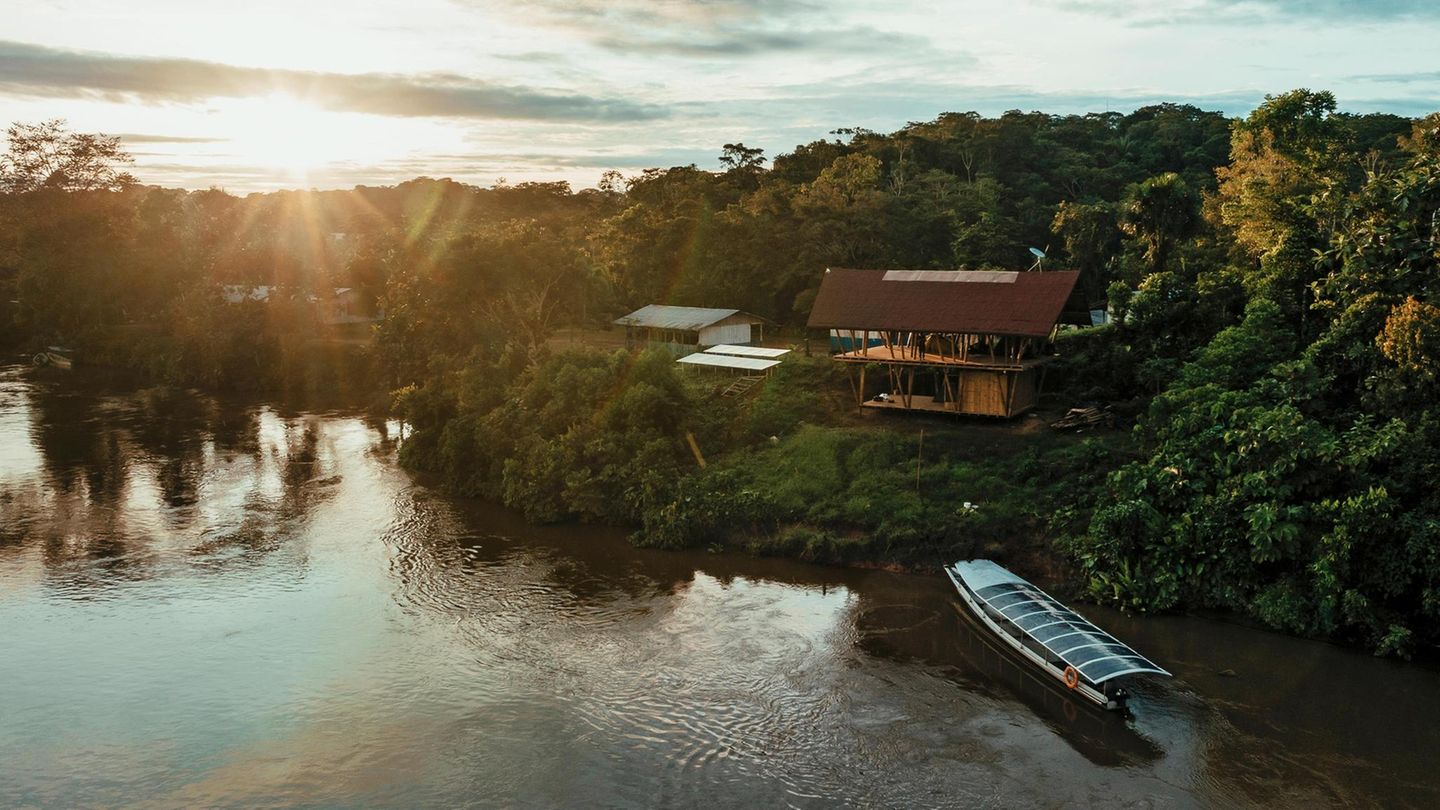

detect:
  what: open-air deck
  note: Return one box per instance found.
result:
[830,342,1054,371]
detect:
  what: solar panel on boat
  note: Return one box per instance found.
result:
[951,560,1169,684]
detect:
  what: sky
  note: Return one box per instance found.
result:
[3,0,1438,192]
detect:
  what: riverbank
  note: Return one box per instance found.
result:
[5,323,385,405]
[392,346,1134,595]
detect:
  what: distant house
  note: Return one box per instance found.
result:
[807,268,1081,418]
[614,305,766,353]
[318,287,380,325]
[221,285,275,304]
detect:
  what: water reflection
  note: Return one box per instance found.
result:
[1,365,1438,809]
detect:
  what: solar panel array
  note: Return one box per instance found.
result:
[676,353,780,372]
[704,344,791,358]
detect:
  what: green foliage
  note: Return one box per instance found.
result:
[1120,172,1199,274]
[744,354,850,439]
[1071,145,1440,655]
[642,424,1126,569]
[398,348,694,524]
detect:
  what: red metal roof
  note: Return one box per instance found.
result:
[806,268,1081,338]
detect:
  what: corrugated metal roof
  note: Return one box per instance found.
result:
[615,305,745,331]
[806,268,1081,337]
[676,353,781,371]
[704,345,790,358]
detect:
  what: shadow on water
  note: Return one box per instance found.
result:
[855,595,1165,768]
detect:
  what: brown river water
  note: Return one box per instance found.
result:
[1,363,1438,808]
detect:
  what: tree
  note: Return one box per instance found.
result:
[1,119,136,193]
[1119,172,1198,275]
[718,143,766,173]
[1051,200,1120,301]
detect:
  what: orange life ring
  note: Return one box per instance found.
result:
[1063,665,1080,690]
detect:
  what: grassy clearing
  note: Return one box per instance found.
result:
[640,404,1132,576]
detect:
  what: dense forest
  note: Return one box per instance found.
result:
[3,91,1439,656]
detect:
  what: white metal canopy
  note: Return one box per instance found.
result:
[676,353,781,372]
[703,344,791,358]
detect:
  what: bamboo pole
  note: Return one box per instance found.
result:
[685,431,707,468]
[916,428,924,496]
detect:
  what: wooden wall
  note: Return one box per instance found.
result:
[953,368,1039,417]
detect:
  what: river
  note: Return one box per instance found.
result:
[1,363,1437,808]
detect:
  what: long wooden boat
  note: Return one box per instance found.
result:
[946,559,1169,711]
[32,346,74,370]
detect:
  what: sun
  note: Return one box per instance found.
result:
[185,93,464,189]
[219,95,348,178]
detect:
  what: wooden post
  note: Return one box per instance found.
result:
[858,364,867,409]
[916,428,924,496]
[685,431,707,468]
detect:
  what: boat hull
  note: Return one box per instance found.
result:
[32,352,73,370]
[946,565,1123,711]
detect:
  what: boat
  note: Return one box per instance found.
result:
[946,559,1169,711]
[32,346,74,370]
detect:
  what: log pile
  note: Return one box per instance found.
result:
[1050,406,1114,430]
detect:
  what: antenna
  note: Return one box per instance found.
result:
[1028,246,1046,271]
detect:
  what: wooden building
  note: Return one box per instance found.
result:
[807,268,1081,418]
[614,305,766,354]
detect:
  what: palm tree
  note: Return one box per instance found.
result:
[1120,172,1198,274]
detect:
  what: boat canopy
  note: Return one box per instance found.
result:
[950,560,1170,684]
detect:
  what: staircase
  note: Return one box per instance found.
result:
[720,375,766,398]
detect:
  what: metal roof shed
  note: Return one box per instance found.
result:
[615,305,766,349]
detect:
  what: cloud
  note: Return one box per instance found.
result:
[117,133,228,144]
[487,0,933,58]
[0,40,666,122]
[1042,0,1440,26]
[1347,70,1440,84]
[590,25,930,58]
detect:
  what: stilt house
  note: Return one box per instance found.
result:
[807,268,1081,418]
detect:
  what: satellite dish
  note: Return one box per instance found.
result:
[1027,246,1046,271]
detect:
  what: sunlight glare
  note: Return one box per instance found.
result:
[219,95,407,180]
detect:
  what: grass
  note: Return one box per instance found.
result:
[641,404,1133,578]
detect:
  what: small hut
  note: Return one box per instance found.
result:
[614,305,766,354]
[807,268,1081,418]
